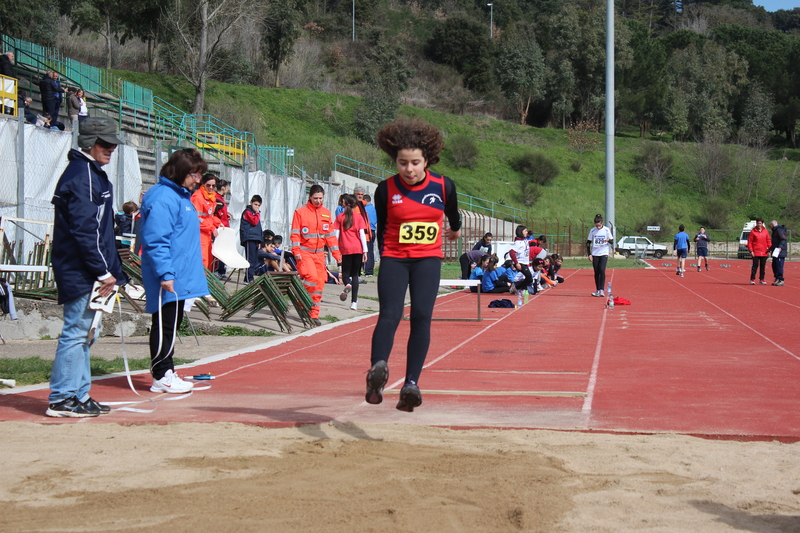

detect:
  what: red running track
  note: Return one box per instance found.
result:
[2,260,799,440]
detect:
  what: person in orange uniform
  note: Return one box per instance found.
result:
[291,184,342,326]
[190,173,222,269]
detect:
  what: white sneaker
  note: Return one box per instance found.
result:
[350,301,358,310]
[150,369,194,394]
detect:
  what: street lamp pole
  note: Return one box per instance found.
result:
[352,0,355,42]
[487,3,493,39]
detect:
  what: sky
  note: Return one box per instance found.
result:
[751,0,799,11]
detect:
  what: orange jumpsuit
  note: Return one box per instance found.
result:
[191,188,222,269]
[291,201,341,319]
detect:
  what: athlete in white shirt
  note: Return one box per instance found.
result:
[586,214,613,297]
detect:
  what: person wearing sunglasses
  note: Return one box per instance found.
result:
[47,117,128,418]
[191,173,223,269]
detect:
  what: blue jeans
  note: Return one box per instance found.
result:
[49,292,95,403]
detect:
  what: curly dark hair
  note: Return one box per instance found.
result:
[376,117,445,168]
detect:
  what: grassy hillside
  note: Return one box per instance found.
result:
[116,70,800,234]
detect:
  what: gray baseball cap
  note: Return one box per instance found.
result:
[78,117,123,150]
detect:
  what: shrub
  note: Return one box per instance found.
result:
[564,118,601,154]
[521,183,542,207]
[635,141,673,196]
[509,151,560,186]
[448,135,480,169]
[698,197,732,229]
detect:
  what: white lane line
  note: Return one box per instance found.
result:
[429,369,588,375]
[383,308,518,392]
[581,307,608,415]
[382,389,587,397]
[581,269,614,416]
[658,270,800,362]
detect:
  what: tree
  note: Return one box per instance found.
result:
[59,0,125,68]
[0,0,59,46]
[663,41,748,141]
[120,0,171,72]
[162,0,253,114]
[739,84,774,148]
[618,20,668,137]
[635,141,673,196]
[353,39,413,143]
[263,1,302,88]
[425,15,495,93]
[496,22,545,126]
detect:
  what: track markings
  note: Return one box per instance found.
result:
[382,389,587,397]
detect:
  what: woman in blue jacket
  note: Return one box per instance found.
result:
[140,149,210,394]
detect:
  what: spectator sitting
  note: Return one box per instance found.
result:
[548,253,565,284]
[22,96,37,124]
[481,255,513,294]
[36,112,65,131]
[467,254,490,292]
[539,256,557,290]
[256,238,293,273]
[114,201,139,249]
[325,267,342,284]
[0,51,15,79]
[272,234,296,271]
[529,258,545,294]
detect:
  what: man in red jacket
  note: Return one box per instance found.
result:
[747,218,772,285]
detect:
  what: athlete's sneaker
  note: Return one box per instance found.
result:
[591,291,602,297]
[509,285,518,295]
[750,280,756,285]
[676,269,681,276]
[312,318,322,327]
[339,284,351,301]
[45,396,100,418]
[83,397,111,415]
[350,301,358,310]
[706,265,710,271]
[760,280,768,285]
[396,382,422,412]
[773,280,785,286]
[680,272,684,278]
[365,360,389,405]
[150,369,193,394]
[697,266,701,272]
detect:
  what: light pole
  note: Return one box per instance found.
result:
[487,3,493,39]
[352,0,355,42]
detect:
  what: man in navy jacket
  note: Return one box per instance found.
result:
[46,117,126,418]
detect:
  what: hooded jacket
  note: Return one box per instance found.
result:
[747,225,772,257]
[770,225,788,258]
[51,149,126,304]
[139,176,209,313]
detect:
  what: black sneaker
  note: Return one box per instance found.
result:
[396,382,422,412]
[311,318,322,327]
[365,360,389,404]
[83,397,111,415]
[45,396,101,418]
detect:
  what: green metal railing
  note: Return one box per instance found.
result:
[334,155,394,183]
[3,32,299,176]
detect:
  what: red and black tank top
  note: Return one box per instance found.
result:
[382,171,447,259]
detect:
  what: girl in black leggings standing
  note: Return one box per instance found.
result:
[364,118,461,412]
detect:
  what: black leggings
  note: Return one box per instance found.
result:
[751,256,767,281]
[459,253,475,279]
[340,253,363,301]
[515,265,532,290]
[592,255,608,291]
[149,299,185,380]
[371,256,441,384]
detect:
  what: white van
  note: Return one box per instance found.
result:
[738,221,756,259]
